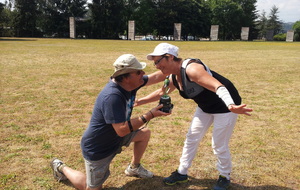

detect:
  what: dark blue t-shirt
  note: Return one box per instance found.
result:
[81,76,148,161]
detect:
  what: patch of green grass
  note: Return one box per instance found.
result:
[0,174,16,186]
[33,177,52,189]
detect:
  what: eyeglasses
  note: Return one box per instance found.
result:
[154,56,166,66]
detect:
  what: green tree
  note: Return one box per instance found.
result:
[292,21,300,41]
[13,0,40,37]
[178,0,211,39]
[0,3,5,32]
[238,0,258,40]
[148,0,210,39]
[110,0,142,39]
[209,0,257,40]
[267,5,282,35]
[69,0,87,17]
[37,0,87,38]
[0,2,5,36]
[0,2,4,12]
[132,0,156,36]
[209,0,242,40]
[89,0,124,39]
[0,1,16,36]
[256,10,268,39]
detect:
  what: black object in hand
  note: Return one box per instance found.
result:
[159,95,174,113]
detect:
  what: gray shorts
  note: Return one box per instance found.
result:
[85,130,138,188]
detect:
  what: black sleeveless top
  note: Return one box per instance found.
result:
[172,59,241,113]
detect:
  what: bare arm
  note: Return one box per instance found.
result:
[187,63,253,116]
[145,70,167,86]
[135,77,176,107]
[136,88,163,106]
[186,63,222,92]
[112,104,171,137]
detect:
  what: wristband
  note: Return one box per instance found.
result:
[140,115,147,123]
[149,111,154,118]
[128,120,133,132]
[216,86,235,107]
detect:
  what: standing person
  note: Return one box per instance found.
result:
[50,54,170,190]
[135,43,253,190]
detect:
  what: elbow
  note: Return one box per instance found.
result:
[116,131,127,137]
[116,127,130,137]
[113,123,131,137]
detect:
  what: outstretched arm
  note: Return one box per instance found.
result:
[135,78,176,107]
[187,63,253,116]
[135,88,163,107]
[112,104,171,137]
[145,71,167,86]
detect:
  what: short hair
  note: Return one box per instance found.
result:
[114,72,131,82]
[165,54,182,62]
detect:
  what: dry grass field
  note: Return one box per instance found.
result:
[0,38,299,190]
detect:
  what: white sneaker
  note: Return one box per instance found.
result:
[50,158,67,181]
[125,164,154,178]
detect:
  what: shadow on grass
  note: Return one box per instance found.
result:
[103,176,295,190]
[0,38,37,41]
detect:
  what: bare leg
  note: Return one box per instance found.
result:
[61,166,102,190]
[130,127,151,164]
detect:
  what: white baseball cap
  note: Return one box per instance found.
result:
[147,43,179,60]
[112,54,146,78]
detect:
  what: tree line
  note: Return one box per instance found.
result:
[0,0,299,40]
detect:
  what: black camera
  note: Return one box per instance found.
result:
[159,95,174,113]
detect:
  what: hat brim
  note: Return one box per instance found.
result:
[112,62,146,78]
[147,53,164,60]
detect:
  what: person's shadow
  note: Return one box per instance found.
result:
[103,176,295,190]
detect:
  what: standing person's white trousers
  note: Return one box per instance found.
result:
[178,107,238,180]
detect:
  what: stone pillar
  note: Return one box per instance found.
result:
[128,20,135,40]
[69,17,76,39]
[241,27,249,41]
[266,30,274,41]
[286,30,294,42]
[210,25,219,41]
[174,23,182,41]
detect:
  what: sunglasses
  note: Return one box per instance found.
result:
[154,56,166,66]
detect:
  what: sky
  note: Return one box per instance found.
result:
[255,0,300,22]
[1,0,299,23]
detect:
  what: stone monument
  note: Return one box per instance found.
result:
[128,20,135,40]
[241,27,249,41]
[266,30,274,41]
[210,25,219,41]
[174,23,182,41]
[69,17,76,39]
[286,30,294,42]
